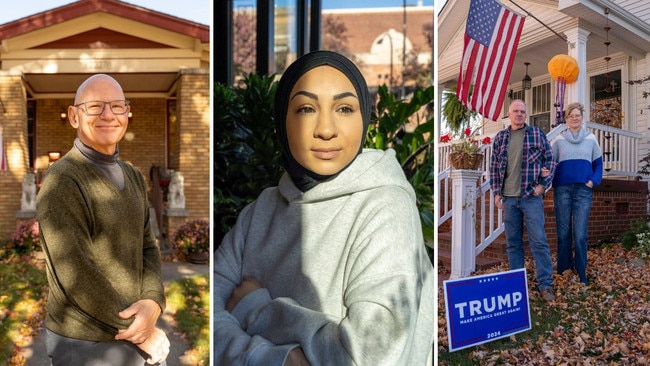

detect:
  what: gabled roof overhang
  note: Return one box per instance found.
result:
[0,0,210,98]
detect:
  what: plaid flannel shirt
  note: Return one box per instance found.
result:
[489,124,555,198]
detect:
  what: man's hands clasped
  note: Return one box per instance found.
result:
[116,299,169,364]
[137,327,170,365]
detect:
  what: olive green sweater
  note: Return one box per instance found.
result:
[37,147,165,342]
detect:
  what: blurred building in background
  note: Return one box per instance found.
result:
[217,1,433,96]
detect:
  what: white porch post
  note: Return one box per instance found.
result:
[564,27,590,119]
[450,169,483,279]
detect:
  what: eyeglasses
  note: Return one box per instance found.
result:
[74,100,130,116]
[567,114,582,119]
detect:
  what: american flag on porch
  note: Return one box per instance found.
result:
[456,0,525,122]
[0,125,7,173]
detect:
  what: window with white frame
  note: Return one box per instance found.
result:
[590,69,622,129]
[529,83,551,132]
[511,89,524,102]
[503,90,525,124]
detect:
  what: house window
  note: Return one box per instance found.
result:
[590,69,622,128]
[531,83,550,115]
[503,90,525,123]
[529,83,551,132]
[511,90,524,102]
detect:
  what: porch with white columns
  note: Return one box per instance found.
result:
[564,27,590,118]
[449,169,483,279]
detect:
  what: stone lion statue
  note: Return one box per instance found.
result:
[167,171,185,209]
[21,172,37,211]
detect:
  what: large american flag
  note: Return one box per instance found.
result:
[456,0,525,122]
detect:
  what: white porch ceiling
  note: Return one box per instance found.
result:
[22,72,178,98]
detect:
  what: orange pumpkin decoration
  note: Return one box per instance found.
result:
[547,54,579,84]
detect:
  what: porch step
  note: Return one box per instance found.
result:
[437,231,510,273]
[438,227,546,276]
[437,248,505,272]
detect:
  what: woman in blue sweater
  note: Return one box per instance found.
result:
[551,102,603,285]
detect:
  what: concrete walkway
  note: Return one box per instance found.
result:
[22,260,210,366]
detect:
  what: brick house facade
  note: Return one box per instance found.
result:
[323,5,433,92]
[0,0,210,242]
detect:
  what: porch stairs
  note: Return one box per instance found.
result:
[437,228,542,289]
[437,231,506,272]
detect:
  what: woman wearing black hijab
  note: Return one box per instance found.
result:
[214,50,435,365]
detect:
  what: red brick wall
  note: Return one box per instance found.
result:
[0,75,29,240]
[554,179,648,245]
[324,8,433,87]
[34,98,167,186]
[166,70,210,235]
[35,99,78,167]
[324,9,433,57]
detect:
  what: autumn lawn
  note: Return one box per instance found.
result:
[439,243,650,365]
[0,256,209,366]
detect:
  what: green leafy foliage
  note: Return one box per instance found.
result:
[636,153,650,206]
[2,257,210,365]
[637,151,650,177]
[441,87,477,135]
[621,220,650,251]
[0,258,48,364]
[214,74,284,246]
[166,275,210,365]
[366,85,434,243]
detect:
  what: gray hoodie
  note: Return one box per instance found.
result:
[214,148,435,365]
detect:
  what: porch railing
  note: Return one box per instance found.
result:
[437,143,502,258]
[438,123,642,277]
[547,122,642,178]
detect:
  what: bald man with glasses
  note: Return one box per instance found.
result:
[37,74,169,365]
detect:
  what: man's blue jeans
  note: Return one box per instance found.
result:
[553,183,593,284]
[502,195,554,291]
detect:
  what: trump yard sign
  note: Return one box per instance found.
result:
[443,268,531,351]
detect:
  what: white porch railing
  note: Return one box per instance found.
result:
[438,123,641,277]
[547,122,643,178]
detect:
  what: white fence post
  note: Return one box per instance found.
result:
[450,169,483,279]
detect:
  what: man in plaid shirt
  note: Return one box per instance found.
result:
[490,99,556,302]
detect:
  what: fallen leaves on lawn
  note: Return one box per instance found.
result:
[439,243,650,364]
[2,256,48,366]
[4,259,209,365]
